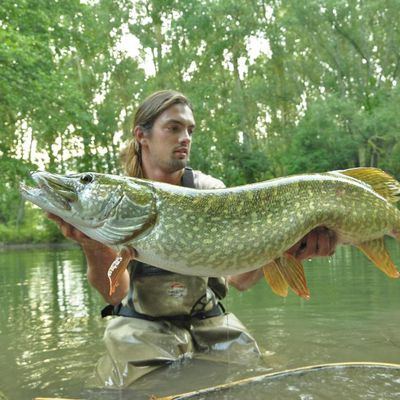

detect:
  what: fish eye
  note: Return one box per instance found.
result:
[80,174,94,184]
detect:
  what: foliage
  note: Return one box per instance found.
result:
[0,204,64,244]
[0,157,36,226]
[1,0,400,243]
[284,95,361,174]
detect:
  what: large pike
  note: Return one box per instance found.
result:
[20,168,400,299]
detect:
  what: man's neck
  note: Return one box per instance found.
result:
[143,167,184,186]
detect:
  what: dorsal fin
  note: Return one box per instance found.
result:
[338,167,400,203]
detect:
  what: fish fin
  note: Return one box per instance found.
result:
[338,167,400,203]
[275,254,310,299]
[356,238,400,278]
[263,261,289,297]
[107,247,134,296]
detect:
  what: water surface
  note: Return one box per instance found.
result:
[0,241,399,399]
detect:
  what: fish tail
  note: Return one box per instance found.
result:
[338,167,400,203]
[107,247,133,296]
[356,238,400,278]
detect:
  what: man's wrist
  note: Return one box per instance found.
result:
[80,240,113,255]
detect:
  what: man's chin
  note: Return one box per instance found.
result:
[166,159,188,172]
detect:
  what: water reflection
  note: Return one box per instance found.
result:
[0,247,105,400]
[0,241,399,399]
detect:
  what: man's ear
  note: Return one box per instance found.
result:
[134,126,147,146]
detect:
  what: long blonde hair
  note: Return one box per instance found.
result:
[121,90,193,178]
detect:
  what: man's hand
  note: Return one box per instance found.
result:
[229,227,337,292]
[288,227,337,260]
[47,213,95,246]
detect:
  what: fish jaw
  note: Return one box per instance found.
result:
[20,171,77,214]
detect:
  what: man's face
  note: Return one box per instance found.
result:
[143,103,195,173]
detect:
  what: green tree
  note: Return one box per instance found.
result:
[1,0,400,242]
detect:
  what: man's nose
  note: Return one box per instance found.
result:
[179,129,192,144]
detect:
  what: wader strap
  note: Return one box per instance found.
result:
[101,303,159,321]
[129,166,196,281]
[181,167,195,188]
[101,302,225,321]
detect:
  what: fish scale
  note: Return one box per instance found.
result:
[20,167,400,298]
[134,174,398,273]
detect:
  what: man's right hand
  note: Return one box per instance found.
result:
[47,212,92,243]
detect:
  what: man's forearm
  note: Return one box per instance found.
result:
[228,269,264,291]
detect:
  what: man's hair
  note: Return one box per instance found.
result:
[121,90,193,177]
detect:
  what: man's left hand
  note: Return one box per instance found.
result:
[288,227,337,260]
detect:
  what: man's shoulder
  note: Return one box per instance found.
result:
[192,170,225,189]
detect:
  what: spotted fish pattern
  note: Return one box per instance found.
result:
[20,167,400,298]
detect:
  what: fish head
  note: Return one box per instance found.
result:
[20,171,122,222]
[20,171,157,245]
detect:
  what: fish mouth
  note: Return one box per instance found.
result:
[20,172,78,211]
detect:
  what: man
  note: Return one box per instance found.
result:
[49,90,336,387]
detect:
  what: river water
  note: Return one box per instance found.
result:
[0,241,399,400]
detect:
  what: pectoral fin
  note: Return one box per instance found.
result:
[356,238,400,278]
[275,254,310,299]
[107,247,134,296]
[263,261,289,297]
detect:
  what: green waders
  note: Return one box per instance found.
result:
[94,169,261,388]
[95,312,261,388]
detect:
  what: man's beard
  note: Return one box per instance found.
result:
[163,157,188,173]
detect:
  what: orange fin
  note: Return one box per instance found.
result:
[356,238,400,278]
[263,261,289,297]
[275,254,310,299]
[107,247,134,296]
